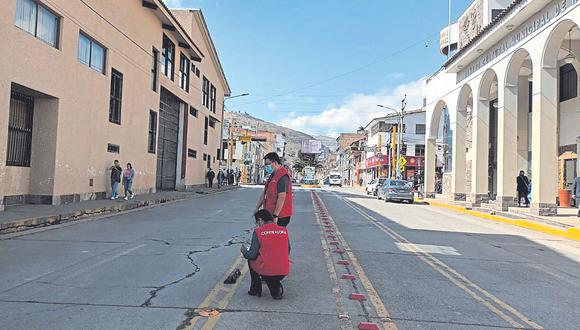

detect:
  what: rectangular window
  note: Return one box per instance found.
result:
[415,124,426,135]
[202,76,210,108]
[107,143,120,153]
[148,110,157,153]
[204,116,209,145]
[188,149,197,158]
[209,117,216,128]
[161,34,175,80]
[109,68,123,124]
[179,52,190,92]
[151,48,159,92]
[210,85,217,113]
[78,32,105,73]
[415,144,425,157]
[191,64,200,77]
[6,91,34,167]
[560,63,577,102]
[217,148,221,161]
[203,153,207,161]
[189,106,198,117]
[15,0,59,48]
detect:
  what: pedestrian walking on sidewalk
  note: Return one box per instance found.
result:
[206,168,215,188]
[572,175,580,217]
[516,170,530,207]
[122,163,135,200]
[254,152,293,227]
[110,160,123,200]
[241,209,290,300]
[218,168,226,188]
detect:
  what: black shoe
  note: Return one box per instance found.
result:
[223,268,241,284]
[273,284,284,300]
[248,290,261,297]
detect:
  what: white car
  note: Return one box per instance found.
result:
[365,177,387,196]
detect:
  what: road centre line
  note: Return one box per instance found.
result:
[336,193,543,330]
[180,255,248,330]
[312,196,355,330]
[313,192,397,330]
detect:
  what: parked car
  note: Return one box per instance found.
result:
[366,177,387,196]
[323,177,330,185]
[377,179,414,203]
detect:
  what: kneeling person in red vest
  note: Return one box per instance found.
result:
[241,209,290,300]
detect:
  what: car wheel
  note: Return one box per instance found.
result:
[408,198,414,204]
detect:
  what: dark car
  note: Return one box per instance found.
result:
[377,179,414,203]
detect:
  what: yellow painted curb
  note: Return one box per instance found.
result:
[427,200,580,242]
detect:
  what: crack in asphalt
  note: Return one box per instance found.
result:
[141,229,251,307]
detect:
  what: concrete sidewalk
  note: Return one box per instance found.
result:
[0,185,239,234]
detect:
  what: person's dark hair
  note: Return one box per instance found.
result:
[254,209,274,223]
[264,152,281,164]
[519,170,525,175]
[114,160,119,163]
[127,163,132,169]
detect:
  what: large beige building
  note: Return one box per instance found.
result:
[0,0,230,209]
[425,0,580,215]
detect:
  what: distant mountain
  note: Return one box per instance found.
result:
[223,112,334,162]
[313,135,338,151]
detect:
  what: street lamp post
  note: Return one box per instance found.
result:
[377,94,406,179]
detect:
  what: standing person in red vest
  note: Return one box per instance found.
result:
[241,209,290,299]
[254,152,293,227]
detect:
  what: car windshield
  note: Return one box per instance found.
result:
[330,175,340,179]
[389,180,407,187]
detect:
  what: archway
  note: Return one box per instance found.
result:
[428,100,452,195]
[537,19,580,213]
[475,69,499,202]
[501,48,533,209]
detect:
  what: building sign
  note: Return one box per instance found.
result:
[458,0,483,50]
[458,0,579,83]
[301,139,322,154]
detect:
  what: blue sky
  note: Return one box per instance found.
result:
[165,0,473,136]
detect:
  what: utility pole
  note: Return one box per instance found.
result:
[396,95,407,179]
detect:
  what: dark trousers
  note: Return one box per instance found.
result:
[518,191,529,206]
[248,261,285,297]
[208,179,213,188]
[277,217,291,227]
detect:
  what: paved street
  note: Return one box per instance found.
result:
[1,187,580,329]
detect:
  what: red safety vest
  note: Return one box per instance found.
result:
[264,167,293,218]
[249,223,290,276]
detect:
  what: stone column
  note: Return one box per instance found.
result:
[425,138,436,198]
[469,93,490,206]
[496,79,518,210]
[530,64,558,215]
[451,108,467,201]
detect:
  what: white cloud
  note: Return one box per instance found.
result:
[278,78,424,136]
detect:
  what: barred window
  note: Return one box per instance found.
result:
[210,84,216,113]
[204,116,209,145]
[109,68,123,124]
[560,63,577,102]
[202,76,210,108]
[151,48,159,92]
[148,110,157,153]
[7,91,34,167]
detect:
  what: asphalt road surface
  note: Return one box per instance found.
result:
[1,186,579,329]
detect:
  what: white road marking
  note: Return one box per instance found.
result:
[396,243,461,256]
